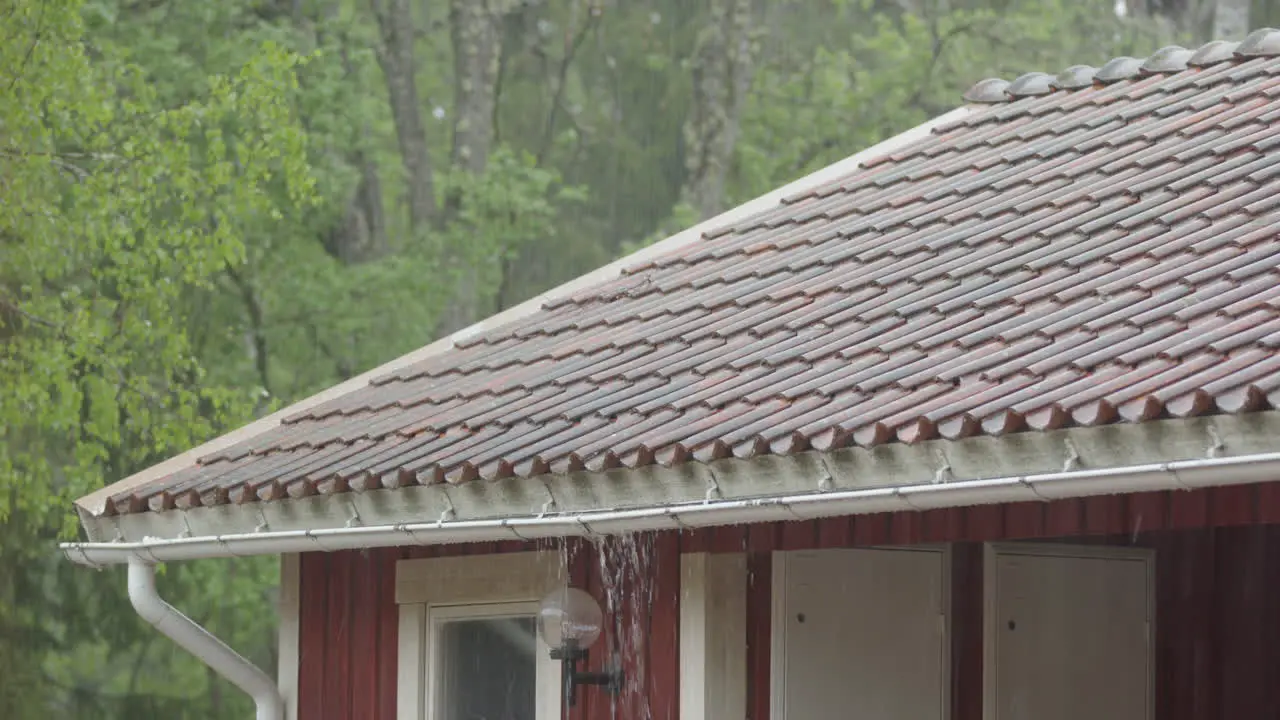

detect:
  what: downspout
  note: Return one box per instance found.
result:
[127,558,283,720]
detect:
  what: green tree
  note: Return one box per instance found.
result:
[0,0,311,713]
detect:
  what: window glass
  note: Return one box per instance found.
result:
[435,615,539,720]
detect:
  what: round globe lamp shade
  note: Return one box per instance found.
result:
[538,587,603,649]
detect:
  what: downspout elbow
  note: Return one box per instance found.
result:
[127,558,284,720]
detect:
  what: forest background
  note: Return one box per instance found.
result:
[1,0,1275,715]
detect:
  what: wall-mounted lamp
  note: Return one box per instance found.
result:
[538,587,623,708]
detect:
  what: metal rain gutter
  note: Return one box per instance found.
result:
[128,559,283,720]
[64,451,1280,566]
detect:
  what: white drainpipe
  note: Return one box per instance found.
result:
[127,558,283,720]
[65,451,1280,567]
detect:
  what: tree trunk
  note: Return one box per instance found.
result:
[434,0,514,337]
[1214,0,1251,39]
[225,265,272,404]
[370,0,437,233]
[327,41,388,264]
[448,0,507,176]
[325,161,387,263]
[679,0,758,222]
[1122,0,1199,41]
[279,0,388,265]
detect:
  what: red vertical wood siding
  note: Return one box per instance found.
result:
[297,552,330,720]
[722,484,1280,720]
[349,550,380,720]
[376,548,401,720]
[296,482,1280,719]
[937,527,1280,720]
[297,536,681,720]
[949,543,984,720]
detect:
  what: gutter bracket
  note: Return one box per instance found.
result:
[932,450,954,484]
[393,523,417,545]
[704,468,724,502]
[1166,462,1194,491]
[817,458,836,492]
[437,494,457,526]
[779,501,805,521]
[1062,438,1082,472]
[345,499,363,528]
[1021,477,1050,502]
[127,558,283,720]
[664,507,688,530]
[1206,425,1226,459]
[538,480,557,518]
[253,506,270,534]
[506,519,534,542]
[76,545,106,571]
[897,487,925,511]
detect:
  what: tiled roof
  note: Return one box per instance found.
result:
[107,32,1280,517]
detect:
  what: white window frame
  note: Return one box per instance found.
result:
[680,552,747,720]
[396,551,565,720]
[277,553,301,720]
[769,545,953,720]
[981,542,1156,720]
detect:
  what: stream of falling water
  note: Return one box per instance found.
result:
[542,533,657,720]
[609,533,654,720]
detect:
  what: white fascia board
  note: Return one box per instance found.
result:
[79,412,1280,543]
[73,105,971,521]
[62,412,1280,566]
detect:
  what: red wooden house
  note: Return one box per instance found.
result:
[65,30,1280,720]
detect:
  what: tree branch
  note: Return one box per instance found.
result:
[4,0,47,93]
[0,148,125,182]
[535,2,601,165]
[223,265,272,398]
[0,148,122,162]
[0,292,61,332]
[904,19,975,112]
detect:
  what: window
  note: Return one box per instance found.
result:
[429,604,545,720]
[397,553,563,720]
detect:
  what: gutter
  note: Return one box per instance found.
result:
[128,559,283,720]
[65,451,1280,566]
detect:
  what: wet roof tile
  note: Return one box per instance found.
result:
[105,40,1280,517]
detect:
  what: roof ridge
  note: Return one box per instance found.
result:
[962,27,1280,104]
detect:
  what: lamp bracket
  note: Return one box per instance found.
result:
[553,641,623,707]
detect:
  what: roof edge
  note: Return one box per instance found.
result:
[74,105,971,520]
[72,412,1280,558]
[64,431,1280,565]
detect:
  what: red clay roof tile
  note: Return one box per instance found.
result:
[103,42,1280,516]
